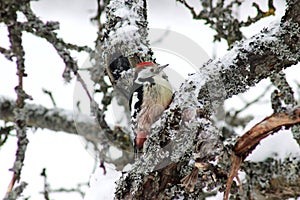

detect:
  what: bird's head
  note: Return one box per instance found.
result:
[134,62,168,84]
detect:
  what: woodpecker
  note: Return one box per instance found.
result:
[130,62,173,154]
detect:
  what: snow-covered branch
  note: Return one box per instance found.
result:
[90,0,153,84]
[0,96,133,169]
[114,0,300,199]
[0,0,299,199]
[0,97,94,139]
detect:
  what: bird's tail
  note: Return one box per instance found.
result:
[134,130,148,159]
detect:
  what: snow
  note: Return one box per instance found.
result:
[101,1,299,199]
[0,0,299,199]
[221,22,280,70]
[103,0,150,57]
[84,166,121,200]
[113,7,130,18]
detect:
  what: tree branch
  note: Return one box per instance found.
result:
[177,0,276,46]
[0,96,133,169]
[224,107,300,200]
[115,0,300,198]
[241,157,300,199]
[0,0,299,199]
[3,182,27,200]
[5,1,31,194]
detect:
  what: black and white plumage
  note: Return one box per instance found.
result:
[129,62,173,153]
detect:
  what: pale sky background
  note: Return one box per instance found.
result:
[0,0,299,199]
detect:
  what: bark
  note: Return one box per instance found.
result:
[0,97,133,169]
[0,0,299,199]
[114,0,300,199]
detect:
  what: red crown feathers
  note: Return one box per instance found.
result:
[136,62,156,68]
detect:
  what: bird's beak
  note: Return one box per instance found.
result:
[158,64,169,72]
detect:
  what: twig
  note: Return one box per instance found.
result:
[227,84,272,127]
[5,3,30,195]
[241,0,276,26]
[40,168,50,200]
[0,46,13,61]
[99,160,107,175]
[3,182,27,200]
[42,88,57,107]
[90,0,110,40]
[238,85,272,114]
[49,183,87,198]
[76,73,93,102]
[20,2,93,82]
[0,125,14,146]
[39,167,88,198]
[177,0,276,46]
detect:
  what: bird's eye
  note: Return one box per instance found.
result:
[150,68,154,72]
